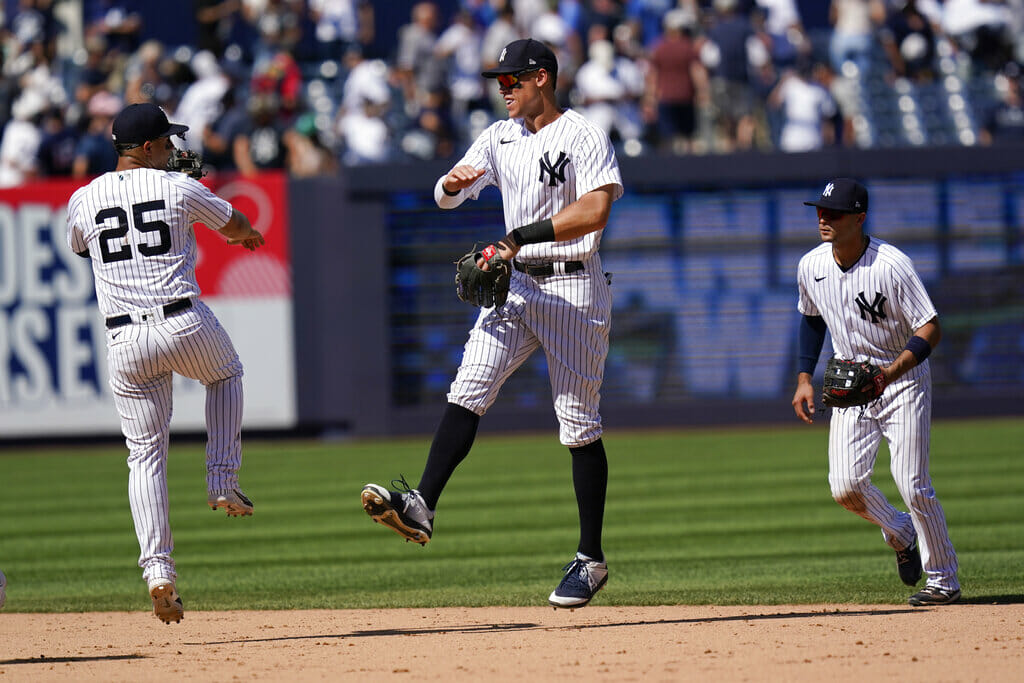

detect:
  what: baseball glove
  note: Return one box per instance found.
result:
[167,149,206,179]
[822,357,888,408]
[455,243,510,308]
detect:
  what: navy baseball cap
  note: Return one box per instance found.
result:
[112,103,188,145]
[482,38,558,78]
[804,178,869,213]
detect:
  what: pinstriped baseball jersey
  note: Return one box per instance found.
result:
[437,108,623,446]
[797,235,959,592]
[67,168,233,316]
[66,166,246,590]
[449,109,623,263]
[797,237,936,385]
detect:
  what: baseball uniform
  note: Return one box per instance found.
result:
[362,38,622,610]
[796,183,959,599]
[438,108,623,445]
[67,104,256,622]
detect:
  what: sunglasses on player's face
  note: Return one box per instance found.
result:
[496,69,540,90]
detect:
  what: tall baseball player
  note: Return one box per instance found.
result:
[361,38,623,608]
[791,178,961,606]
[67,103,264,624]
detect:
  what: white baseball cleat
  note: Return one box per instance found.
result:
[208,488,254,516]
[149,579,183,624]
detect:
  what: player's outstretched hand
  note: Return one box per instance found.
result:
[227,230,265,251]
[443,165,486,193]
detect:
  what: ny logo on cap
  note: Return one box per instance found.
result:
[499,47,507,62]
[823,182,834,197]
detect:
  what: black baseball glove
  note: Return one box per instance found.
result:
[455,244,510,308]
[167,149,206,179]
[822,357,889,408]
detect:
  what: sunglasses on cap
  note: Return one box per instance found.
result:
[496,69,540,89]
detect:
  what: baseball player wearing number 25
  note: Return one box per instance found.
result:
[362,38,623,609]
[67,103,264,624]
[791,178,960,606]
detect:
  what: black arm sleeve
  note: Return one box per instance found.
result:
[797,314,827,375]
[76,249,90,258]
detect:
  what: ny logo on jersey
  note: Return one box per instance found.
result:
[822,182,835,197]
[538,151,570,186]
[855,291,888,323]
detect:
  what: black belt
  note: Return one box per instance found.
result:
[512,260,585,277]
[105,298,193,329]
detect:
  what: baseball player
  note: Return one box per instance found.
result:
[67,103,263,624]
[791,178,961,606]
[361,38,623,608]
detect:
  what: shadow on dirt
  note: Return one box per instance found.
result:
[187,607,926,646]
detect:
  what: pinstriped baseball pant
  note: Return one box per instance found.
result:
[448,259,612,447]
[106,300,244,585]
[827,376,960,591]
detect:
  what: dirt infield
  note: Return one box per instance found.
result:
[1,604,1021,681]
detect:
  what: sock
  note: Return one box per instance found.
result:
[570,438,608,563]
[417,403,480,509]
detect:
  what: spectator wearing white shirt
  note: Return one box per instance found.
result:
[309,0,361,59]
[768,61,837,152]
[941,0,1014,72]
[434,10,486,129]
[574,39,644,146]
[172,50,230,154]
[754,0,810,69]
[829,0,875,76]
[0,89,46,187]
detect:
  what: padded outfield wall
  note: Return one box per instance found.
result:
[291,144,1024,437]
[1,147,1021,440]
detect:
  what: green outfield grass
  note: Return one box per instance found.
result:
[0,417,1021,612]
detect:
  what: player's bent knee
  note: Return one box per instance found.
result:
[830,484,868,514]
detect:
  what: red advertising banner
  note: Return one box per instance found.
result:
[0,171,295,436]
[0,172,292,298]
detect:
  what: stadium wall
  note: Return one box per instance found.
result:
[293,143,1024,437]
[1,145,1021,441]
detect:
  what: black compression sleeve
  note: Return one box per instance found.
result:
[798,314,827,375]
[509,218,555,246]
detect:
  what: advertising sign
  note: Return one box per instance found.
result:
[0,173,296,437]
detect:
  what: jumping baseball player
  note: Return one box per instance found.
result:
[791,178,961,605]
[361,38,623,608]
[67,103,263,624]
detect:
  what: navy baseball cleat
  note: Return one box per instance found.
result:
[361,477,433,545]
[908,586,961,606]
[895,540,922,586]
[549,553,608,609]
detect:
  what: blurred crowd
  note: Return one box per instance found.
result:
[1,0,1024,187]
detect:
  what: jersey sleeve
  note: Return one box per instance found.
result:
[180,176,234,229]
[66,188,89,254]
[450,128,496,201]
[572,123,624,201]
[891,252,938,329]
[796,256,819,316]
